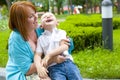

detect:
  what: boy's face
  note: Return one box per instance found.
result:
[41,12,57,30]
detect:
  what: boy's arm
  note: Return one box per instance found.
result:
[34,53,43,69]
[59,30,74,54]
[47,39,69,57]
[34,53,49,78]
[46,37,74,57]
[42,39,69,66]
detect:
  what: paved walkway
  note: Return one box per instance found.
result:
[0,67,94,80]
[0,67,6,80]
[0,67,120,80]
[57,18,65,22]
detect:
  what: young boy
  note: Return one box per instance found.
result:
[34,12,82,80]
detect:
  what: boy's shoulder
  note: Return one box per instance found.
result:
[57,29,66,33]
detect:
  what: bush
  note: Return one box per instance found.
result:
[59,21,102,52]
[65,14,120,29]
[0,19,8,31]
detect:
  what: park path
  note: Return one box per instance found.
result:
[0,67,96,80]
[1,67,120,80]
[0,67,5,80]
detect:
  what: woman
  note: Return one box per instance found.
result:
[6,1,74,80]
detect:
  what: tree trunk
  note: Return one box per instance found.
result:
[117,0,120,13]
[5,0,11,10]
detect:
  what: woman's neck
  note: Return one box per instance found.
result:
[28,30,37,43]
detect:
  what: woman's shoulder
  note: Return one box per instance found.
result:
[35,27,44,37]
[9,30,25,43]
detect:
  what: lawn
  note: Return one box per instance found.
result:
[72,29,120,79]
[0,29,120,78]
[0,14,120,78]
[0,29,10,67]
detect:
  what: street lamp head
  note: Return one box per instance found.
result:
[101,0,113,18]
[102,0,112,6]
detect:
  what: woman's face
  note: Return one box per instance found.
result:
[27,7,38,31]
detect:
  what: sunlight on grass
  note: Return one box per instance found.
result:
[1,28,120,78]
[0,29,10,67]
[72,29,120,79]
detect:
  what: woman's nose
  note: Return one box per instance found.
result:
[35,13,38,18]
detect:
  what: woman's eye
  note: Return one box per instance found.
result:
[29,15,33,18]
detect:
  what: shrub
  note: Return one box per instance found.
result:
[58,22,102,52]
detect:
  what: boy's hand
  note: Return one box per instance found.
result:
[42,55,51,68]
[37,66,49,79]
[54,55,66,63]
[59,39,70,46]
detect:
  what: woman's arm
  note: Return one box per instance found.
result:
[26,63,37,76]
[68,38,74,54]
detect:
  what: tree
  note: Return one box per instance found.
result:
[5,0,12,10]
[0,1,7,6]
[55,0,64,15]
[117,0,120,13]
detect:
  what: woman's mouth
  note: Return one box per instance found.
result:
[33,21,38,24]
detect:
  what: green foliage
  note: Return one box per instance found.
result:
[36,6,43,12]
[0,30,10,67]
[58,14,120,52]
[58,14,102,51]
[0,19,8,31]
[1,14,120,79]
[0,5,9,18]
[65,14,102,27]
[113,18,120,29]
[72,29,120,79]
[65,14,120,29]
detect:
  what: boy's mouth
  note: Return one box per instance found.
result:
[46,19,53,22]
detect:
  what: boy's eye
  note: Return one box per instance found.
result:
[43,16,47,19]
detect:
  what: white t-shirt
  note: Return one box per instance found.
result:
[36,28,73,66]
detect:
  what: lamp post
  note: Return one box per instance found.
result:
[101,0,113,50]
[48,0,51,12]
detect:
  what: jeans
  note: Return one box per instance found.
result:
[48,59,82,80]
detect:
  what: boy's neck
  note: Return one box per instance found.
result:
[45,27,57,33]
[45,25,57,32]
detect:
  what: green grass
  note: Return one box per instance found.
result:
[55,14,69,19]
[1,29,120,78]
[72,29,120,79]
[1,27,120,78]
[0,29,10,67]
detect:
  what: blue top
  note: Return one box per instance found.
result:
[5,28,74,80]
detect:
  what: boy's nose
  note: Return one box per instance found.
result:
[46,15,50,18]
